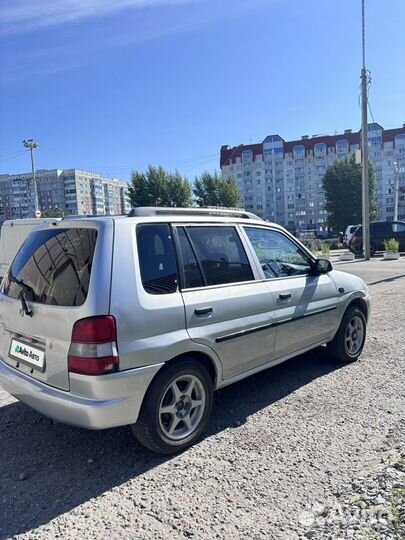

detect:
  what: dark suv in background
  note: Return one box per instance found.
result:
[349,221,405,256]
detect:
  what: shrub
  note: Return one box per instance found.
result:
[384,238,399,252]
[329,240,340,250]
[302,239,322,253]
[321,242,331,255]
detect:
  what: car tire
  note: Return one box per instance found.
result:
[370,244,376,257]
[327,306,367,363]
[132,359,213,454]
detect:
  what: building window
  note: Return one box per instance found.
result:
[242,150,253,162]
[293,145,305,158]
[336,140,349,153]
[314,143,326,154]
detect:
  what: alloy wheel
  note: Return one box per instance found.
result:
[344,315,365,356]
[158,374,206,441]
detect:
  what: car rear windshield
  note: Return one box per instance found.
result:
[2,228,97,306]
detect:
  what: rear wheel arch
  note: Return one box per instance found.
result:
[139,351,219,410]
[161,351,218,386]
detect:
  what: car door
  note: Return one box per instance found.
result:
[392,222,405,251]
[242,226,338,359]
[371,222,392,252]
[174,224,277,380]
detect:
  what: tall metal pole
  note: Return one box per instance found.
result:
[393,161,399,221]
[361,0,370,259]
[23,139,40,217]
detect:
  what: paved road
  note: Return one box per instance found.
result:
[0,257,404,540]
[331,250,405,286]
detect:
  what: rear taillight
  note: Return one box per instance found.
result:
[68,316,119,375]
[351,234,360,245]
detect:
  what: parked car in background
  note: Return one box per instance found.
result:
[349,221,405,256]
[0,208,370,454]
[0,219,60,280]
[343,225,361,248]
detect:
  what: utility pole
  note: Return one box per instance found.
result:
[23,139,40,217]
[393,161,399,221]
[361,0,370,259]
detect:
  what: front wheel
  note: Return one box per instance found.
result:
[132,359,213,454]
[327,306,367,363]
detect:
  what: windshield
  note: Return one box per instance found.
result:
[2,228,97,307]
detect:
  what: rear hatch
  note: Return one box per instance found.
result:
[0,219,113,391]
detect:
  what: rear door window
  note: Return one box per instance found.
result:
[180,226,253,287]
[2,228,97,306]
[176,228,204,289]
[137,224,178,294]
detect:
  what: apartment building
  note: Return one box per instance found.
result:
[0,169,131,222]
[220,123,405,234]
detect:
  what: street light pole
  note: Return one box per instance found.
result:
[23,139,40,217]
[361,0,370,259]
[393,161,399,221]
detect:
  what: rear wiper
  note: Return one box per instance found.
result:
[19,291,33,317]
[8,275,34,317]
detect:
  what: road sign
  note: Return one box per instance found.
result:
[35,210,42,218]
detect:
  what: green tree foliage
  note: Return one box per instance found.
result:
[42,208,70,218]
[128,166,192,207]
[218,176,241,208]
[322,154,377,232]
[193,171,240,208]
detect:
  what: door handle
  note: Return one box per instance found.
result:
[194,306,213,316]
[278,293,292,300]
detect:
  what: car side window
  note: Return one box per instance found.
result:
[176,228,204,288]
[244,227,312,279]
[137,224,178,294]
[393,223,405,233]
[180,226,254,287]
[373,222,391,235]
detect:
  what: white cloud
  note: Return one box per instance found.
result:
[0,0,193,35]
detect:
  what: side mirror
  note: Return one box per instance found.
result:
[313,258,333,274]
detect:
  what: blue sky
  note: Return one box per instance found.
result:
[1,0,404,182]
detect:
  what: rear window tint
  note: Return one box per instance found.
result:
[2,228,97,306]
[137,224,178,294]
[177,228,204,288]
[185,226,253,286]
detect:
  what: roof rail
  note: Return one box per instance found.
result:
[127,207,262,220]
[61,214,122,220]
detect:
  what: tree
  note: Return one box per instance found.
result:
[128,166,192,207]
[43,208,70,218]
[218,176,240,208]
[167,171,194,207]
[193,171,240,208]
[322,154,377,232]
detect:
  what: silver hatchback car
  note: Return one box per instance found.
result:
[0,208,370,453]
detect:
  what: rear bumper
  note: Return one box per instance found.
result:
[0,360,163,429]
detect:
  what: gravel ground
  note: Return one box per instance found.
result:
[303,453,405,539]
[0,258,404,540]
